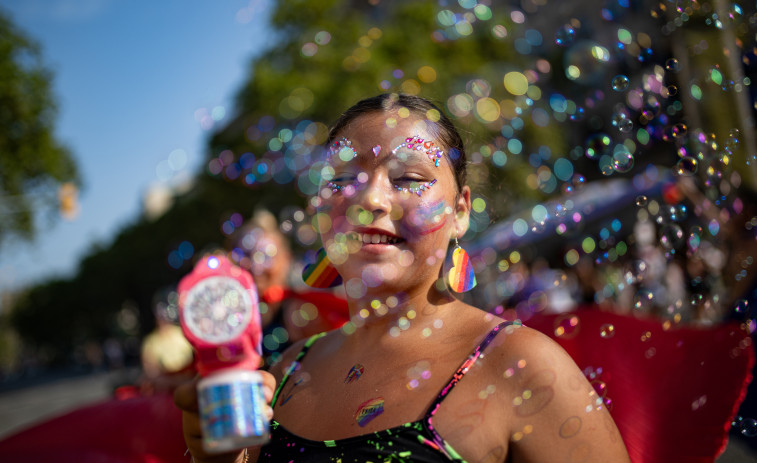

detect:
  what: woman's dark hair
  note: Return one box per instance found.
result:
[326,93,467,191]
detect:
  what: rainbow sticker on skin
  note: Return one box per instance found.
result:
[448,246,476,292]
[391,135,444,167]
[326,137,358,163]
[355,397,384,427]
[344,364,365,384]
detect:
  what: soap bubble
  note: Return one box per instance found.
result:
[734,299,749,314]
[635,195,648,207]
[675,158,698,176]
[600,324,616,338]
[555,25,576,46]
[554,314,580,339]
[611,75,629,91]
[585,133,612,159]
[612,149,634,173]
[665,58,680,72]
[659,224,684,250]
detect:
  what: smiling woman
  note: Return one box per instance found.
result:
[174,94,631,463]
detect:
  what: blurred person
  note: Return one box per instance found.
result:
[139,290,194,395]
[228,210,348,367]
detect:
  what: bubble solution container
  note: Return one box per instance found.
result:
[197,369,269,452]
[178,255,269,454]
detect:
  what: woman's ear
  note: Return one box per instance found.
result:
[454,185,472,236]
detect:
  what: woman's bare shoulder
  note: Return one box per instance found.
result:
[475,317,630,462]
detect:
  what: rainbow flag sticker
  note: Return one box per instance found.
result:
[355,397,384,427]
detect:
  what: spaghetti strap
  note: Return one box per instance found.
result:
[424,321,513,419]
[271,332,326,406]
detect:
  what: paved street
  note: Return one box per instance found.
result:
[0,371,118,439]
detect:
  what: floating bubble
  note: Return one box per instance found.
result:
[734,299,749,314]
[687,233,701,252]
[555,25,576,46]
[671,123,688,138]
[665,58,680,72]
[625,260,648,284]
[675,158,698,176]
[667,205,687,221]
[569,106,585,121]
[564,41,611,84]
[585,133,612,159]
[633,289,654,311]
[612,149,634,173]
[740,418,757,437]
[611,75,629,91]
[635,195,648,207]
[600,324,616,338]
[660,223,685,250]
[554,314,580,339]
[611,113,633,133]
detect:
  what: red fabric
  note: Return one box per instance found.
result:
[525,308,754,463]
[282,288,350,330]
[0,393,186,463]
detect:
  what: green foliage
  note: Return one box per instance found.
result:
[0,9,80,246]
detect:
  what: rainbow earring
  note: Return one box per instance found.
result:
[302,248,343,288]
[447,237,476,292]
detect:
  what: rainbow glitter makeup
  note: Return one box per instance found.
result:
[394,179,437,197]
[326,137,358,163]
[325,181,344,193]
[391,135,444,167]
[355,397,384,427]
[373,145,381,156]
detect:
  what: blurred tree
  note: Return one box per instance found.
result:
[8,0,756,364]
[0,9,80,246]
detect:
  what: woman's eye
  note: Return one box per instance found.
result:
[331,174,357,184]
[394,176,424,185]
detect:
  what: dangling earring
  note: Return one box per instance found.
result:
[447,237,476,292]
[302,248,343,288]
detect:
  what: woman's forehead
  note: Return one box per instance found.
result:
[338,111,439,145]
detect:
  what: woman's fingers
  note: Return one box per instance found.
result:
[173,377,199,412]
[259,370,276,404]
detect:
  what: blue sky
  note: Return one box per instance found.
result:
[0,0,274,294]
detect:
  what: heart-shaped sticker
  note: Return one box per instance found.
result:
[448,246,476,292]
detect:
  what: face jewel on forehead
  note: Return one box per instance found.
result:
[326,137,358,162]
[391,135,444,167]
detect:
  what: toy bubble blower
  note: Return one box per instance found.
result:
[178,255,269,453]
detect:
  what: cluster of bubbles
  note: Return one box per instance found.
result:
[188,0,757,441]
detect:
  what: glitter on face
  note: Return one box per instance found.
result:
[391,135,444,167]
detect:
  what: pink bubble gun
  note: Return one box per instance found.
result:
[178,254,269,453]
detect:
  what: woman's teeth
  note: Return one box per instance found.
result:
[349,232,402,244]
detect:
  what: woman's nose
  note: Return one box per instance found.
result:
[357,174,392,215]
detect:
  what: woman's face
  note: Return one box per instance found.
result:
[316,110,470,298]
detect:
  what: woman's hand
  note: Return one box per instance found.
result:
[173,371,277,463]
